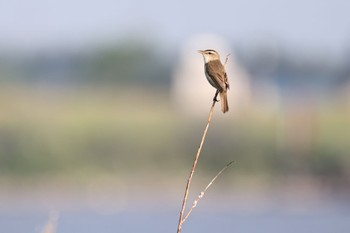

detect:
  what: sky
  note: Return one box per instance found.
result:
[0,0,350,55]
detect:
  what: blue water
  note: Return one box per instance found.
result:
[1,207,350,233]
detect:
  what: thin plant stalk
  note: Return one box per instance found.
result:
[182,161,234,223]
[176,97,217,233]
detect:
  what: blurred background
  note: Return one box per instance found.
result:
[1,0,350,232]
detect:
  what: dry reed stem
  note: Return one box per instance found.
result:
[182,161,234,223]
[176,53,231,233]
[224,53,231,65]
[176,98,217,233]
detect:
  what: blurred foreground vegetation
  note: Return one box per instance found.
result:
[0,85,349,190]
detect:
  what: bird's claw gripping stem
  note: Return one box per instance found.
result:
[213,90,219,102]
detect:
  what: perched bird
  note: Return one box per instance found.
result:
[198,49,229,113]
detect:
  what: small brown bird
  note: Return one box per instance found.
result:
[198,49,229,113]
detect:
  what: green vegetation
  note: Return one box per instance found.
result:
[0,85,349,186]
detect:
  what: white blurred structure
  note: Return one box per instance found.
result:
[171,35,252,116]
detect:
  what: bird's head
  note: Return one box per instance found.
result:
[198,49,220,63]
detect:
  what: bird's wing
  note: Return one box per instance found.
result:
[205,60,228,91]
[224,72,229,90]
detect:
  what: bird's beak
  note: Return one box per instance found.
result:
[198,50,204,54]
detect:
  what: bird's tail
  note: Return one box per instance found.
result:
[220,91,229,113]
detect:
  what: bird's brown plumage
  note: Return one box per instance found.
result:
[205,60,229,113]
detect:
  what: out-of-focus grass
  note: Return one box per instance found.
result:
[0,85,349,187]
[0,85,178,178]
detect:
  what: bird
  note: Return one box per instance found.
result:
[198,49,229,113]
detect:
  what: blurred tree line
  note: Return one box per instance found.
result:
[1,40,350,90]
[0,39,173,86]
